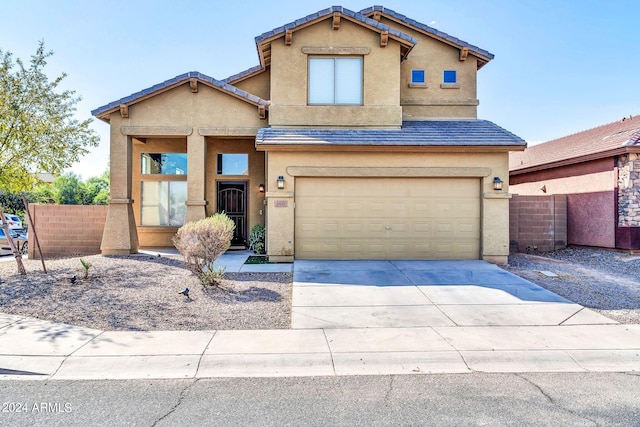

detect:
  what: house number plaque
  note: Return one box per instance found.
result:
[274,200,288,208]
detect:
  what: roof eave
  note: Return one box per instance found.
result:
[223,65,267,85]
[92,75,269,122]
[257,144,526,153]
[254,9,417,68]
[510,145,640,175]
[361,8,494,69]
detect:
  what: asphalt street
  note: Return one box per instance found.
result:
[1,373,639,426]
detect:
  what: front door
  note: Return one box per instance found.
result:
[217,182,247,246]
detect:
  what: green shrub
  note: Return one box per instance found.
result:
[80,258,92,279]
[199,265,226,286]
[173,213,235,285]
[248,224,266,254]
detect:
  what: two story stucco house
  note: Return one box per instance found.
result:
[92,6,525,265]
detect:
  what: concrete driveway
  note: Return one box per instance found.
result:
[292,260,615,328]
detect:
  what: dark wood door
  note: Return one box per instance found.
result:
[217,182,247,246]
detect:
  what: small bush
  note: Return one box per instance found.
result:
[199,265,226,286]
[248,224,266,254]
[173,213,235,285]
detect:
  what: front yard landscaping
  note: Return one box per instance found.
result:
[0,254,292,331]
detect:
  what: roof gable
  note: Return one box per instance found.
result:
[92,71,268,122]
[254,6,417,68]
[360,5,494,69]
[510,115,640,173]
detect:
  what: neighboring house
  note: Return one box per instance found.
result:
[509,115,640,250]
[92,5,525,264]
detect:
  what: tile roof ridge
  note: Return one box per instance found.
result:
[359,5,494,60]
[222,65,265,84]
[254,5,417,45]
[540,114,640,145]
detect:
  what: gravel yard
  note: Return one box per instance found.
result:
[502,247,640,324]
[0,254,292,331]
[1,247,638,330]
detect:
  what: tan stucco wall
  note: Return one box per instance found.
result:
[264,150,511,263]
[379,17,479,120]
[101,113,139,255]
[510,170,615,195]
[103,82,268,251]
[129,138,265,247]
[268,18,403,128]
[126,83,265,129]
[232,68,271,101]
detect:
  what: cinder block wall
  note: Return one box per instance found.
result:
[27,205,107,258]
[509,195,567,253]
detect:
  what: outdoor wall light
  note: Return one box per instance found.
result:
[259,183,265,193]
[277,176,285,190]
[493,176,504,191]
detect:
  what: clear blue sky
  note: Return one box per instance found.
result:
[2,0,638,179]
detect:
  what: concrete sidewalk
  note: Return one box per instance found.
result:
[1,259,639,380]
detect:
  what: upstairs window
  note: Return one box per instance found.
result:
[411,69,426,84]
[308,57,363,105]
[443,70,457,84]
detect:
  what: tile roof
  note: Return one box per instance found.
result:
[91,71,269,119]
[510,115,640,173]
[256,120,526,147]
[360,5,494,62]
[254,6,418,46]
[222,65,265,84]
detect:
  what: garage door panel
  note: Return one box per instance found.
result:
[295,177,480,260]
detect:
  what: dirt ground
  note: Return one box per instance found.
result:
[0,254,292,331]
[502,249,640,324]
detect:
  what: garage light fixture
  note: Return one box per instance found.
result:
[277,176,285,190]
[259,183,265,193]
[493,176,504,191]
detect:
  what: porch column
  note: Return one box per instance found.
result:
[101,118,139,255]
[185,133,207,223]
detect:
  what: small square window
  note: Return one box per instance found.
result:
[411,69,425,84]
[443,70,457,84]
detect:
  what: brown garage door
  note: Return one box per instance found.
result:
[295,177,480,260]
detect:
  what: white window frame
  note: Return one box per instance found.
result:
[140,180,187,226]
[308,56,363,105]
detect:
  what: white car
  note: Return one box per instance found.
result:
[3,213,23,230]
[0,228,27,255]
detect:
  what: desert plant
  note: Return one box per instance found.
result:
[79,258,92,279]
[173,213,235,285]
[199,264,226,286]
[248,224,266,254]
